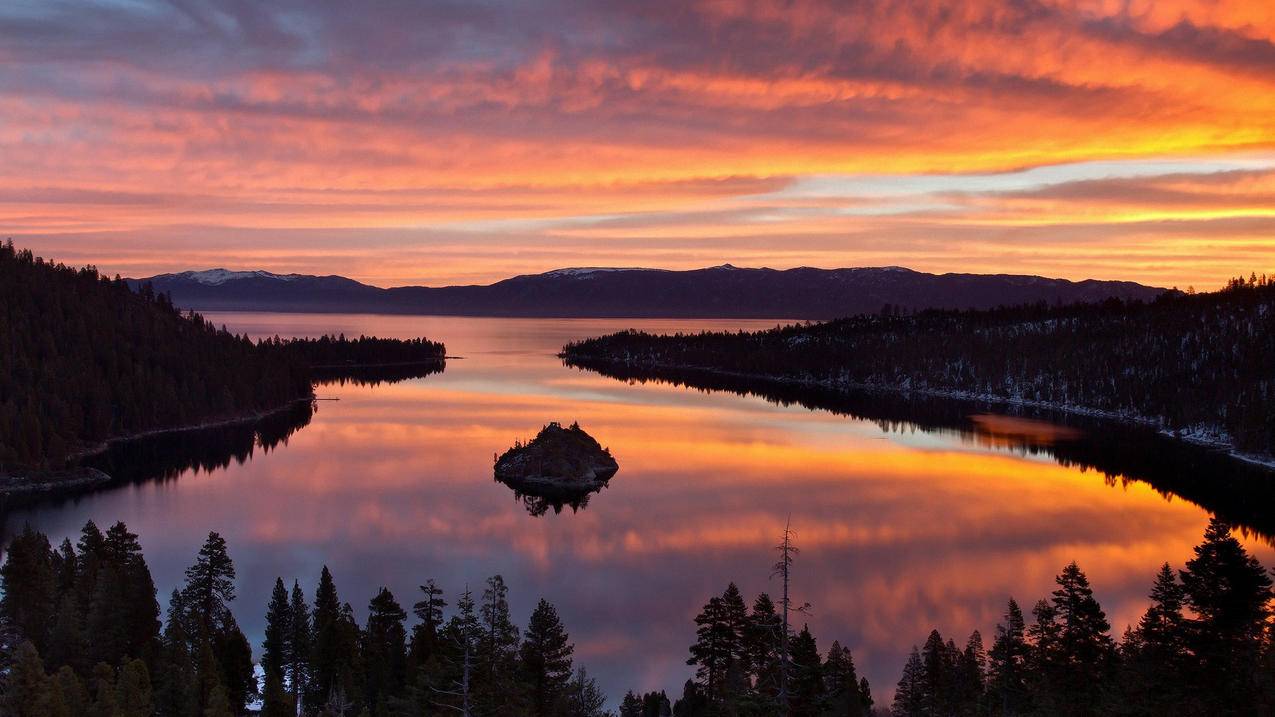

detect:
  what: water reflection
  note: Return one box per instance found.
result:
[498,480,610,517]
[2,313,1271,708]
[0,400,315,513]
[563,356,1275,542]
[966,414,1085,447]
[312,359,445,388]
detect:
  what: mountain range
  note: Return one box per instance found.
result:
[129,265,1168,319]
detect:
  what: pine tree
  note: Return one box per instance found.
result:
[363,587,408,713]
[4,642,50,717]
[96,522,161,669]
[892,647,924,717]
[520,598,575,716]
[203,683,234,717]
[986,598,1029,716]
[1114,563,1192,715]
[477,575,521,713]
[687,594,729,699]
[789,624,823,717]
[919,629,957,716]
[45,540,84,673]
[50,665,89,717]
[955,631,986,716]
[673,679,707,717]
[1052,562,1115,677]
[261,669,295,717]
[409,579,446,670]
[0,527,55,655]
[561,667,608,717]
[113,659,153,717]
[90,661,117,717]
[216,623,256,712]
[745,592,782,699]
[309,566,345,711]
[155,590,199,717]
[262,577,292,683]
[46,592,84,676]
[177,532,252,713]
[181,532,236,639]
[620,690,644,717]
[287,579,312,709]
[1180,518,1273,714]
[823,640,869,716]
[717,582,751,705]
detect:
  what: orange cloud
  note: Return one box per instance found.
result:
[1,0,1272,287]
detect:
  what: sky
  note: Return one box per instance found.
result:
[2,0,1274,289]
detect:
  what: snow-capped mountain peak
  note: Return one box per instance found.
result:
[541,267,664,278]
[176,269,302,286]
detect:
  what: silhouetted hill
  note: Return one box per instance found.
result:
[562,277,1275,455]
[0,244,446,472]
[0,244,312,469]
[131,265,1167,319]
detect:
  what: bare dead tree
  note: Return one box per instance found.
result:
[429,638,473,717]
[430,586,477,717]
[771,516,811,714]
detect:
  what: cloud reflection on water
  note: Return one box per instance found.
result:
[5,313,1270,705]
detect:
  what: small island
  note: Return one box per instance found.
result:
[494,422,619,515]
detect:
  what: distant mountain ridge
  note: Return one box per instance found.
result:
[130,265,1169,319]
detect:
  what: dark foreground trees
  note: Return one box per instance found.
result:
[0,521,602,717]
[4,517,1272,716]
[672,582,874,717]
[621,518,1274,717]
[892,517,1275,717]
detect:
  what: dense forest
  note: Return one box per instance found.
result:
[553,358,1275,540]
[562,276,1275,455]
[884,518,1274,717]
[613,519,1274,717]
[619,583,874,717]
[260,334,445,368]
[0,523,610,717]
[0,242,444,470]
[2,519,1268,716]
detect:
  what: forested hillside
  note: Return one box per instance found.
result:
[0,242,445,470]
[563,276,1275,454]
[0,241,311,468]
[1,524,610,717]
[259,333,444,367]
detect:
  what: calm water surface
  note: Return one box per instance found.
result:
[7,313,1272,704]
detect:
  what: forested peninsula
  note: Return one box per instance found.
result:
[562,277,1275,460]
[0,242,444,480]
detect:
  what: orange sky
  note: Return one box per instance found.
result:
[2,0,1274,288]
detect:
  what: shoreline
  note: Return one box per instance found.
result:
[0,356,454,499]
[563,354,1275,471]
[67,395,315,461]
[309,358,446,369]
[1,396,315,497]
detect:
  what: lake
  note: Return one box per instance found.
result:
[5,312,1272,706]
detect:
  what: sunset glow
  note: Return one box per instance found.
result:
[3,0,1274,287]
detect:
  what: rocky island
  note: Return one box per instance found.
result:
[494,422,619,515]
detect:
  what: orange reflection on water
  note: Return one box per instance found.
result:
[6,314,1271,704]
[968,413,1085,447]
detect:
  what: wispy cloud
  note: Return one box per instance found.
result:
[2,1,1273,287]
